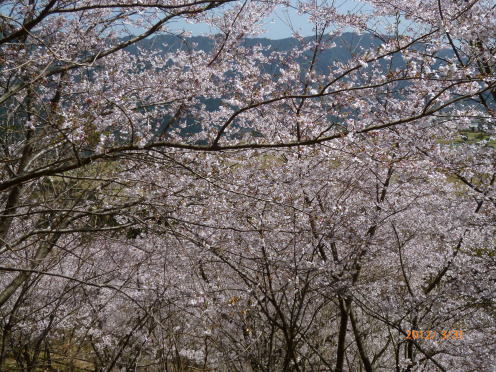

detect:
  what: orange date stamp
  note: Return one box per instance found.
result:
[404,330,464,340]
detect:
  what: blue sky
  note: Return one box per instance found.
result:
[168,1,370,39]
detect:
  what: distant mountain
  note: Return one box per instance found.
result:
[128,32,394,73]
[127,32,402,140]
[128,31,461,74]
[127,33,493,139]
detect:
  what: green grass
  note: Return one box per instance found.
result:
[452,130,496,147]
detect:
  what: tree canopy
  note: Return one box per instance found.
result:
[0,0,495,370]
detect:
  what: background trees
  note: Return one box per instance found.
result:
[1,0,495,370]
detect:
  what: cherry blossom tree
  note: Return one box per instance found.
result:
[1,0,495,370]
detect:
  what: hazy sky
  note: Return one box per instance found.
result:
[168,1,370,39]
